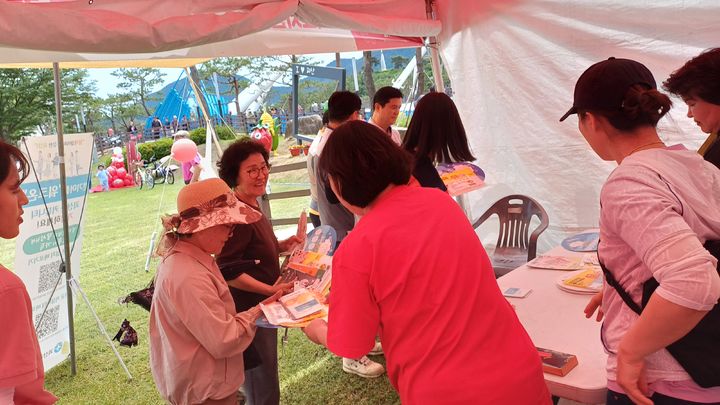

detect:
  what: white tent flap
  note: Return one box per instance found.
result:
[437,0,720,250]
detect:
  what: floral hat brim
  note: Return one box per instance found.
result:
[168,191,262,234]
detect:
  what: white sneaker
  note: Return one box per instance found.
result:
[368,341,383,356]
[342,356,385,378]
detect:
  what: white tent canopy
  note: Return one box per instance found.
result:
[2,0,719,251]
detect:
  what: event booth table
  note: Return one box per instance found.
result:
[497,246,607,404]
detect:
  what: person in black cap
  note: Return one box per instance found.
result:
[564,57,720,405]
[663,47,720,170]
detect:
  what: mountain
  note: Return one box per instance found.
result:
[145,47,419,113]
[326,48,416,72]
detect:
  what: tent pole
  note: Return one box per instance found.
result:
[425,0,445,93]
[52,62,77,375]
[186,66,223,158]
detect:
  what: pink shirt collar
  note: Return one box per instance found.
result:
[168,240,216,270]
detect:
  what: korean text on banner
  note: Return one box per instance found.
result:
[14,133,93,371]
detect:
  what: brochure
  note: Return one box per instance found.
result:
[259,226,336,328]
[279,287,325,319]
[527,255,584,270]
[260,287,328,328]
[436,162,485,196]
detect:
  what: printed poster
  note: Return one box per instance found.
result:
[14,133,93,371]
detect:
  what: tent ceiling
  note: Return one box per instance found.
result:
[0,0,436,67]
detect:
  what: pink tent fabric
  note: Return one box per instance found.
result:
[0,0,436,67]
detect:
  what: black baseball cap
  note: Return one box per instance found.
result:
[559,57,657,122]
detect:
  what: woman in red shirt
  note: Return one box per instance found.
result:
[303,121,550,404]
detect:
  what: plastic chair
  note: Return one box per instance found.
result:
[472,195,549,278]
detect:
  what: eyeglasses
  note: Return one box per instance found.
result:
[245,164,271,179]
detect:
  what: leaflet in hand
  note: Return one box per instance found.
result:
[436,162,485,196]
[260,287,328,328]
[279,225,336,289]
[287,250,332,277]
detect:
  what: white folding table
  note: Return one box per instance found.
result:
[497,246,607,404]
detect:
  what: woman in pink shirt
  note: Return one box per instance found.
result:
[560,57,720,404]
[149,178,280,405]
[0,140,57,404]
[303,121,550,404]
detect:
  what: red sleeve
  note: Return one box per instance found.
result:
[0,285,40,388]
[326,248,379,359]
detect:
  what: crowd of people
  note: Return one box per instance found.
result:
[2,47,720,405]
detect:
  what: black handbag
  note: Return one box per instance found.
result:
[600,240,720,388]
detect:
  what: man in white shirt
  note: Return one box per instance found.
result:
[368,86,403,145]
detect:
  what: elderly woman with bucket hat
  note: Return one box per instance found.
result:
[149,178,281,405]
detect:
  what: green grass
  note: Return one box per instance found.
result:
[0,138,399,404]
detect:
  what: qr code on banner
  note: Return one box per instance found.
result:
[34,305,60,340]
[38,261,62,294]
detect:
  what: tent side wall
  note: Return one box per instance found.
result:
[437,0,720,250]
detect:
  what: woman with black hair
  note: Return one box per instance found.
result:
[0,140,57,404]
[402,92,476,191]
[215,139,302,405]
[303,121,549,404]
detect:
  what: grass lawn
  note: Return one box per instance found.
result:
[0,137,399,404]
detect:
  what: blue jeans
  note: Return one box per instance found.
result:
[606,389,712,405]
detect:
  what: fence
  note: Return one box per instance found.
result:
[94,112,321,153]
[258,161,310,228]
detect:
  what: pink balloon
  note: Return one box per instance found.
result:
[116,167,127,178]
[171,139,198,163]
[107,166,117,176]
[123,177,133,186]
[112,178,124,188]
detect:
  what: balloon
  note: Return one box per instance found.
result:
[123,178,133,186]
[107,166,117,176]
[112,147,122,156]
[113,161,124,169]
[116,167,127,178]
[171,139,198,163]
[112,178,124,188]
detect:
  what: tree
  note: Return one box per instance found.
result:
[199,57,251,116]
[57,69,97,134]
[363,51,376,103]
[391,55,410,70]
[247,54,313,87]
[0,68,97,142]
[111,68,166,116]
[0,69,53,141]
[98,93,144,132]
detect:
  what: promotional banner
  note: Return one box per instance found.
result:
[14,133,93,371]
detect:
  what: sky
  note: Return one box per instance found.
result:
[86,52,366,98]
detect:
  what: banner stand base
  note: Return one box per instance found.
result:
[68,277,133,381]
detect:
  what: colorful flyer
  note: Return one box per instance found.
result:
[436,162,485,196]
